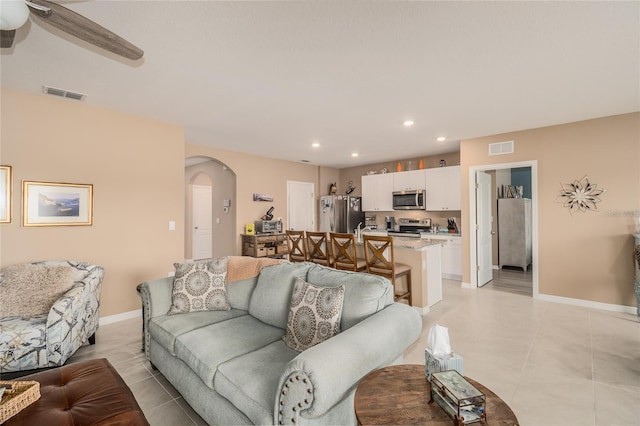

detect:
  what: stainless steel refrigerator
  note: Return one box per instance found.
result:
[319,195,365,233]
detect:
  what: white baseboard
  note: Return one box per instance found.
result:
[99,309,142,326]
[534,293,637,315]
[492,265,500,270]
[461,281,475,289]
[415,305,430,315]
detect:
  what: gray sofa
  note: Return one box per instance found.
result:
[139,258,422,425]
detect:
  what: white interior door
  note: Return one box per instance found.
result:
[193,185,213,260]
[476,171,493,286]
[287,181,315,231]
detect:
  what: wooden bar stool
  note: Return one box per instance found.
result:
[362,235,412,305]
[330,232,367,272]
[286,230,307,262]
[306,231,333,266]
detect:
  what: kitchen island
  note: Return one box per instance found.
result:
[357,235,443,314]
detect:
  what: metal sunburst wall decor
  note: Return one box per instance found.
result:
[557,175,606,215]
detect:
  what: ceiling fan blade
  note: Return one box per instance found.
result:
[27,0,143,60]
[1,30,17,48]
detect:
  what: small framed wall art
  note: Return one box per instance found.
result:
[22,181,93,227]
[0,165,11,223]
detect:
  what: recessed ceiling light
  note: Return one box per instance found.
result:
[351,153,359,157]
[312,142,320,148]
[403,120,414,127]
[437,136,446,142]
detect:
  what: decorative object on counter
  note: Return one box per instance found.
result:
[345,180,355,195]
[406,161,413,171]
[244,223,255,235]
[253,193,273,202]
[429,370,486,425]
[380,167,387,174]
[329,182,337,195]
[556,175,606,215]
[22,181,93,227]
[396,162,402,172]
[0,165,11,223]
[418,159,424,170]
[439,159,446,167]
[447,217,459,234]
[261,206,274,220]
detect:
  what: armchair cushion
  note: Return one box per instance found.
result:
[0,264,76,317]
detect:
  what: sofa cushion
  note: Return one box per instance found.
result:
[215,340,298,425]
[306,264,394,330]
[168,258,230,315]
[248,262,313,329]
[283,277,345,352]
[0,264,76,317]
[174,315,284,388]
[226,256,284,310]
[148,309,248,356]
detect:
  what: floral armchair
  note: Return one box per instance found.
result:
[0,261,104,374]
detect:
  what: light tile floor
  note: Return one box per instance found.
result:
[68,279,640,426]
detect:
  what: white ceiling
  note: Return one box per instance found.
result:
[1,1,638,168]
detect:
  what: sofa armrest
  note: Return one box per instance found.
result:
[139,277,174,359]
[275,303,421,424]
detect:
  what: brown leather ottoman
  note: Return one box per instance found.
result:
[4,358,149,425]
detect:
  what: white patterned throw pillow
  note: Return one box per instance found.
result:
[168,257,231,315]
[283,277,345,352]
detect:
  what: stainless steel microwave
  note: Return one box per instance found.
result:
[392,190,426,210]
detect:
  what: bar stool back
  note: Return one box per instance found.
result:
[362,235,412,304]
[330,232,367,272]
[286,230,307,262]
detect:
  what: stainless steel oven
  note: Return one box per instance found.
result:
[392,190,426,210]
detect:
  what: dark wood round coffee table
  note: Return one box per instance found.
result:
[354,364,519,425]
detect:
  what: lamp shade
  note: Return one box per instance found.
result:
[0,0,29,31]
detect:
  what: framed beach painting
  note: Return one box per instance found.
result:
[0,166,11,223]
[22,181,93,227]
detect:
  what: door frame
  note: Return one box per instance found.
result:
[467,160,539,296]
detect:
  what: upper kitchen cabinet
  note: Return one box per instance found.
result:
[393,169,426,191]
[424,165,461,211]
[362,173,393,211]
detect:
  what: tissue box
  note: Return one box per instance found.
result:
[424,348,464,379]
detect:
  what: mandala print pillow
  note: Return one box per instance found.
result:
[168,257,231,315]
[283,277,345,352]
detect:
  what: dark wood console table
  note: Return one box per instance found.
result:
[354,364,519,425]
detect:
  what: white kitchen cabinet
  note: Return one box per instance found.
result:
[361,173,394,212]
[393,169,426,191]
[427,234,462,280]
[424,165,461,211]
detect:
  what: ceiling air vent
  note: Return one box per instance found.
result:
[489,140,514,156]
[43,86,86,101]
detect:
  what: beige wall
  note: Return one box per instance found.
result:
[0,89,185,317]
[460,113,640,307]
[185,144,323,252]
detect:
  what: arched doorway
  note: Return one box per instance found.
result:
[185,156,237,260]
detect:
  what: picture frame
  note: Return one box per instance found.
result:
[0,165,11,223]
[253,193,273,202]
[22,181,93,227]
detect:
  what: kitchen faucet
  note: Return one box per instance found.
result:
[355,222,363,238]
